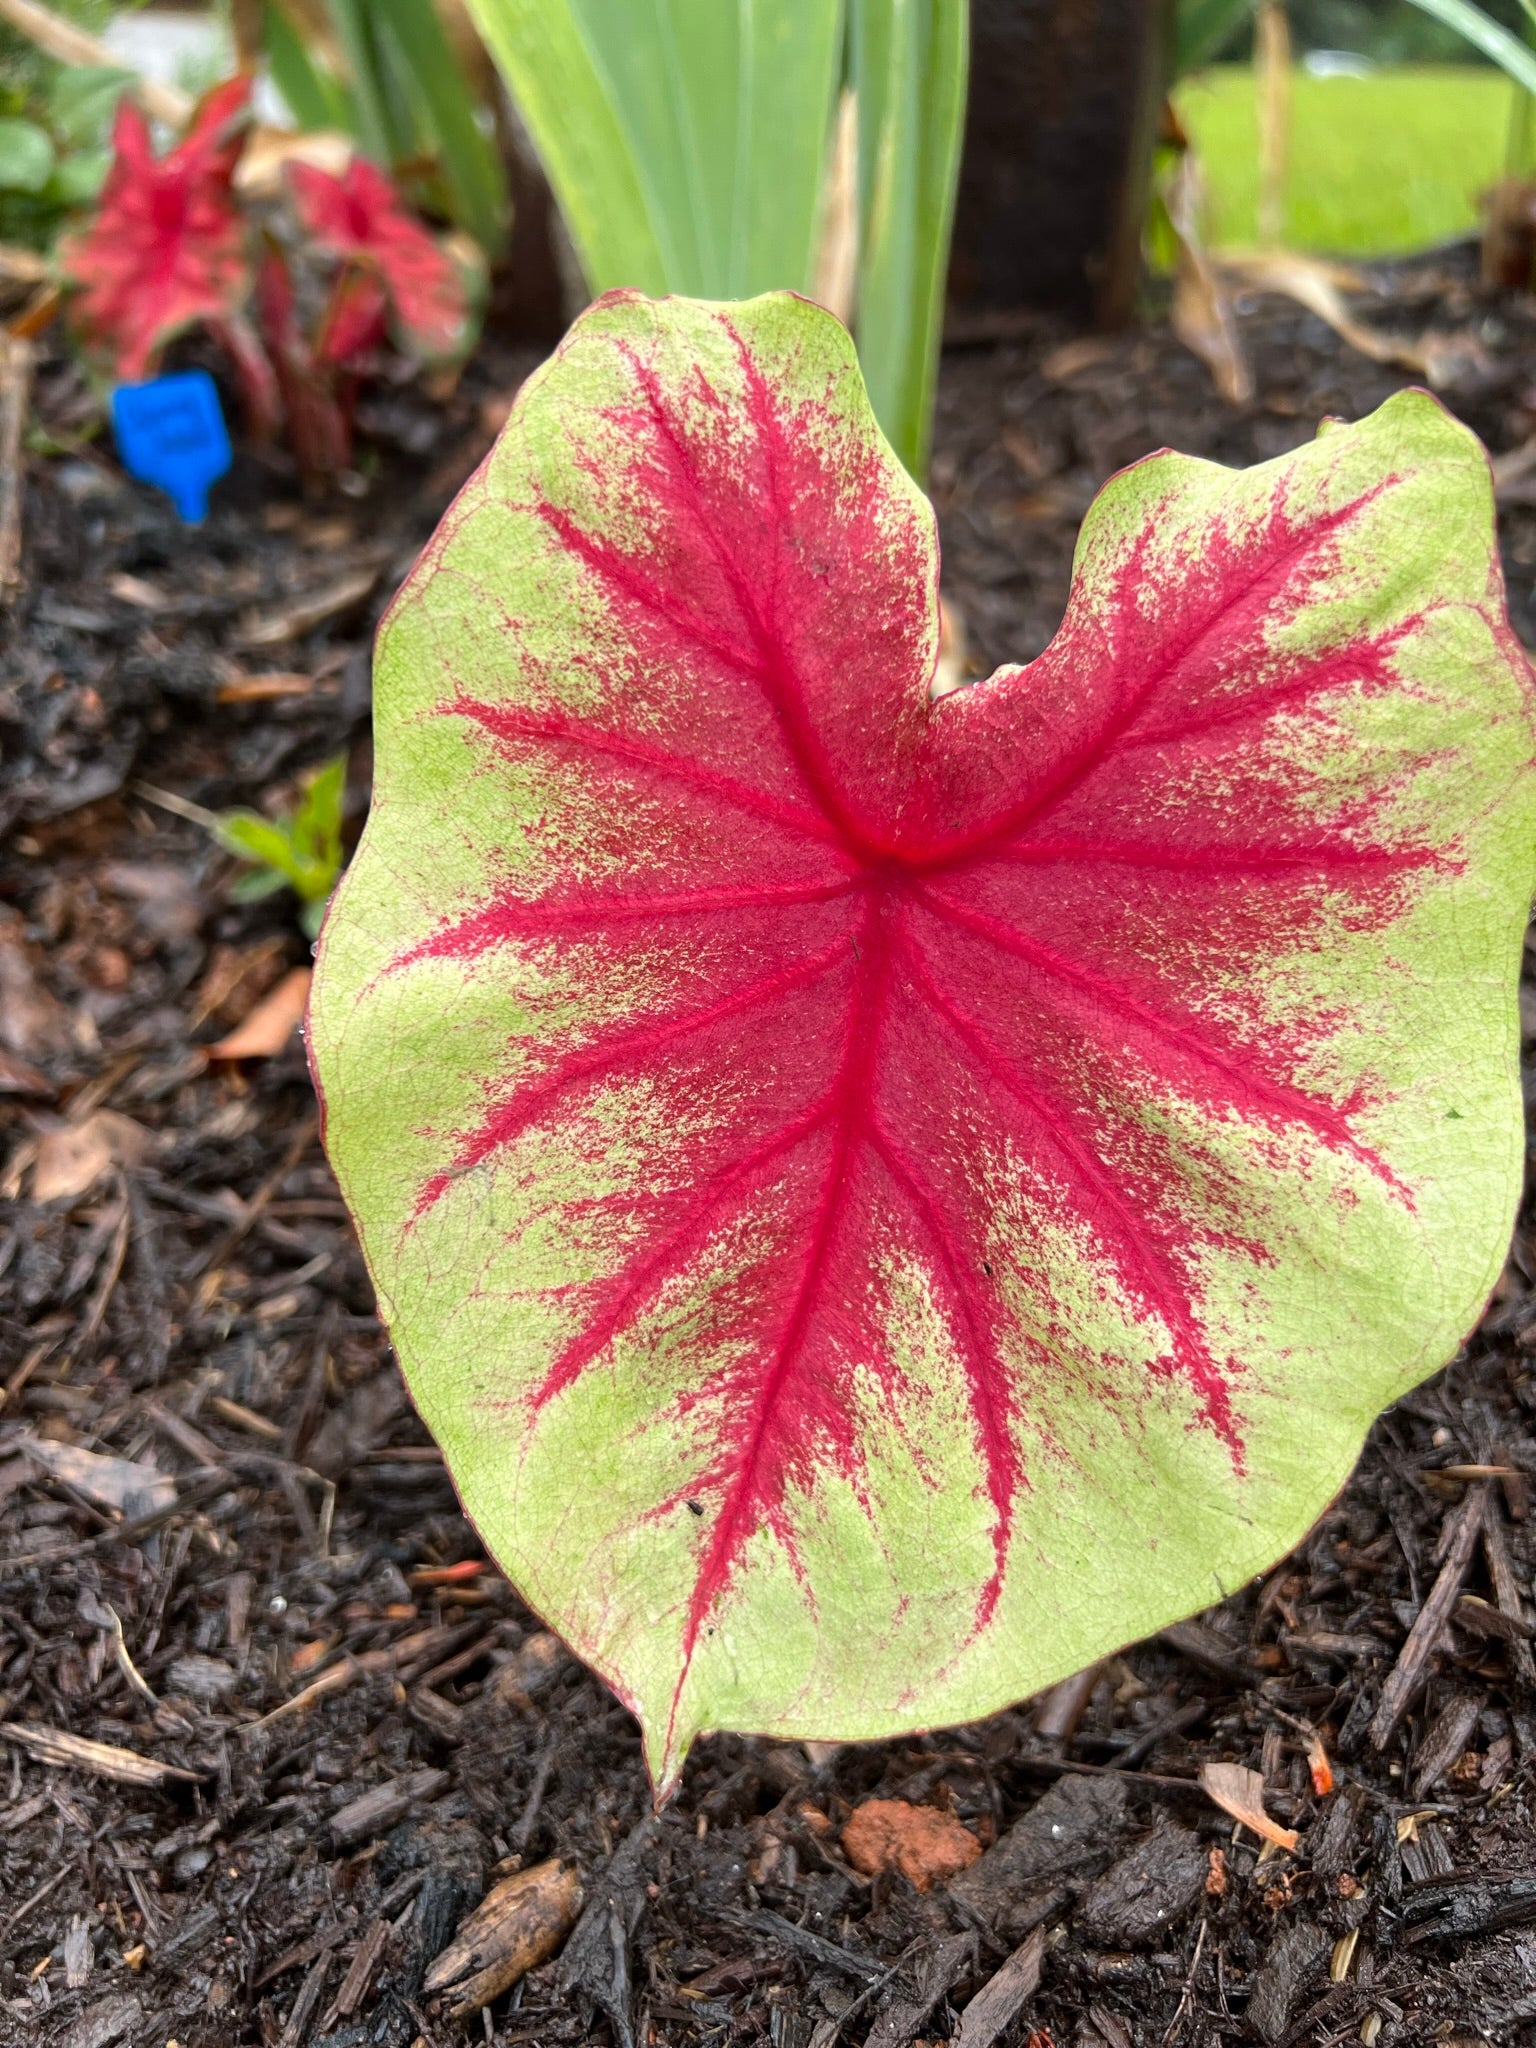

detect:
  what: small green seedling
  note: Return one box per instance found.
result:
[215,754,347,938]
[143,754,346,938]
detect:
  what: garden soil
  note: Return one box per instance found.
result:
[6,253,1536,2048]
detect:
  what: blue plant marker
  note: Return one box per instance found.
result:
[112,369,231,523]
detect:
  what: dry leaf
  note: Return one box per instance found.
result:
[1164,153,1252,406]
[841,1797,982,1892]
[33,1109,155,1202]
[24,1436,175,1517]
[1304,1728,1334,1796]
[235,124,354,198]
[192,937,290,1029]
[812,87,858,327]
[1199,1760,1299,1850]
[1221,250,1465,386]
[108,571,167,610]
[208,966,312,1059]
[100,862,204,944]
[933,594,974,701]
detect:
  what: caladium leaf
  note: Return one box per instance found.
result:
[286,156,477,365]
[311,292,1536,1792]
[59,77,253,384]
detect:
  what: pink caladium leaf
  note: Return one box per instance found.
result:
[311,293,1536,1791]
[60,77,253,385]
[286,156,476,365]
[315,267,390,370]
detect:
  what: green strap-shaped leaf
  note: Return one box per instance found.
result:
[850,0,967,479]
[372,0,511,257]
[1401,0,1536,94]
[462,0,843,297]
[264,3,357,138]
[312,292,1536,1792]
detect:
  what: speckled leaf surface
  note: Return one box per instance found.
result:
[310,291,1536,1790]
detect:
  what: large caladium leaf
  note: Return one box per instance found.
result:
[311,292,1536,1790]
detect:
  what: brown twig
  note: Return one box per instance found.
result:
[1369,1483,1488,1750]
[0,0,189,125]
[189,1113,318,1285]
[1483,1499,1536,1690]
[63,1182,130,1365]
[0,329,33,603]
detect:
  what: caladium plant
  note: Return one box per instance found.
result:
[287,155,478,367]
[311,291,1536,1792]
[59,76,478,479]
[59,77,270,409]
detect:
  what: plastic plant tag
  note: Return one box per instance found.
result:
[112,369,231,522]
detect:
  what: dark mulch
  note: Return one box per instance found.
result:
[5,252,1536,2048]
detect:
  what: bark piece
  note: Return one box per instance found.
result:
[0,1721,202,1787]
[56,1995,143,2048]
[1075,1821,1208,1949]
[558,1813,656,2048]
[1246,1919,1328,2044]
[1484,1505,1536,1690]
[1310,1784,1363,1885]
[953,1926,1045,2048]
[63,1913,93,1989]
[866,1931,976,2048]
[326,1766,448,1849]
[277,1950,329,2048]
[1412,1691,1483,1796]
[422,1859,582,2014]
[951,1771,1126,1938]
[1400,1873,1536,1942]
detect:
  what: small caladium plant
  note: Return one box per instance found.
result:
[311,291,1536,1792]
[287,157,480,367]
[59,77,478,480]
[59,77,270,417]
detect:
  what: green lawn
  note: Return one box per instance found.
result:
[1174,65,1516,255]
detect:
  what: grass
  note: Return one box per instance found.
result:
[1174,64,1517,255]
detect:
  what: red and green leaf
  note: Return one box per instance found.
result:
[310,292,1536,1791]
[287,156,477,365]
[60,77,253,384]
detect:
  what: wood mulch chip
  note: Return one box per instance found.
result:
[5,253,1536,2044]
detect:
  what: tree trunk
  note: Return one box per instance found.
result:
[948,0,1173,331]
